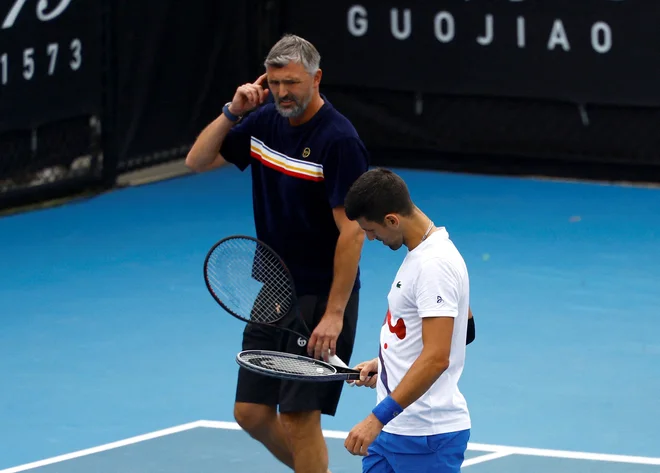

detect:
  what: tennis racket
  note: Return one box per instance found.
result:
[203,235,363,373]
[236,349,369,382]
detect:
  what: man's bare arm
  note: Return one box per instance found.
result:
[185,113,234,172]
[186,73,269,173]
[326,206,365,316]
[387,316,454,409]
[307,206,365,360]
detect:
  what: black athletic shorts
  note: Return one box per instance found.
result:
[235,289,360,416]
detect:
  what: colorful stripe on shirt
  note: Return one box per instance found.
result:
[250,137,324,182]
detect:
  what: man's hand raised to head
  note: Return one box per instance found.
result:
[185,74,269,172]
[229,73,270,116]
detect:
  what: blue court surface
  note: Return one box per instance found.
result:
[1,165,659,472]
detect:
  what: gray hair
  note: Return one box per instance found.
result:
[264,34,321,75]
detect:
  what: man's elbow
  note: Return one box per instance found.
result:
[427,353,450,375]
[342,221,365,244]
[185,153,225,173]
[436,358,451,374]
[184,152,201,172]
[353,226,366,246]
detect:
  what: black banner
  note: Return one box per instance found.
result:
[113,0,260,171]
[282,0,660,107]
[0,0,102,131]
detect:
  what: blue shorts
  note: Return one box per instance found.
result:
[362,429,470,473]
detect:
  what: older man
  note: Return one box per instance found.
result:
[186,34,369,473]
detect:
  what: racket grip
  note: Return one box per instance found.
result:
[327,354,356,386]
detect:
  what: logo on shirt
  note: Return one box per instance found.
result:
[385,309,406,340]
[437,295,444,304]
[396,281,401,288]
[302,147,311,158]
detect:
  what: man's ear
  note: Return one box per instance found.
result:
[384,214,400,229]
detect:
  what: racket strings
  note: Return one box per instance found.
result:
[250,244,294,319]
[206,238,294,323]
[206,251,261,318]
[239,352,336,377]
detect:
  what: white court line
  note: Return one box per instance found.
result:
[3,419,660,472]
[199,420,660,466]
[0,421,205,473]
[462,451,515,467]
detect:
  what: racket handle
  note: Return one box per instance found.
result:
[328,354,377,386]
[327,354,356,385]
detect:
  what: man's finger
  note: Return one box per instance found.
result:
[254,72,268,85]
[322,340,331,361]
[250,87,263,105]
[242,88,255,106]
[355,439,365,456]
[361,442,370,456]
[250,86,263,104]
[355,441,363,456]
[344,432,355,453]
[307,333,318,356]
[347,436,359,456]
[360,365,373,381]
[315,338,325,360]
[311,335,321,359]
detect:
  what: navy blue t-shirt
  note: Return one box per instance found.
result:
[220,96,369,296]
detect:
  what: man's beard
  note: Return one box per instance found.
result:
[274,92,313,118]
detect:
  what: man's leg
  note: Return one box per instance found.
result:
[279,409,328,473]
[233,402,294,468]
[278,291,360,473]
[234,292,295,469]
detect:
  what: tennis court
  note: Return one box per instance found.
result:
[1,165,659,472]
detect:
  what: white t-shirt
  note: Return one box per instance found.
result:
[376,227,471,436]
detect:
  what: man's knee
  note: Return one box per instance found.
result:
[279,410,322,440]
[234,402,278,436]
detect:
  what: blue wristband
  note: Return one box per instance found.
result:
[222,102,241,122]
[371,395,403,425]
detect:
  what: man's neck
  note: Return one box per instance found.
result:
[288,93,324,126]
[403,208,435,251]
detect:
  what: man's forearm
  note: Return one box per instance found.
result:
[389,350,449,409]
[185,113,235,171]
[325,228,364,317]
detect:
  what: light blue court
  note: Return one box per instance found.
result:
[1,165,659,472]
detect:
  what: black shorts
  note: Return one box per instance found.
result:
[235,290,360,416]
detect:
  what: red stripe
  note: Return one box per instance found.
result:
[250,150,324,182]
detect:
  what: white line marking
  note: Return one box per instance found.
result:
[197,420,242,431]
[476,444,660,466]
[463,451,514,467]
[0,421,205,473]
[200,420,660,466]
[4,419,660,472]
